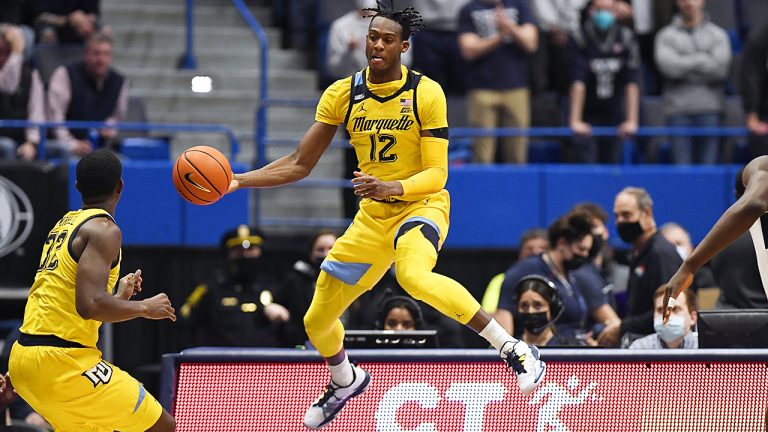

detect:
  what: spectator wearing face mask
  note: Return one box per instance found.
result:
[600,187,686,347]
[495,211,599,338]
[178,225,289,347]
[276,231,338,348]
[515,276,590,347]
[629,285,698,349]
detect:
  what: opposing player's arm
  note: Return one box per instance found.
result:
[664,157,768,320]
[75,220,175,323]
[231,123,338,191]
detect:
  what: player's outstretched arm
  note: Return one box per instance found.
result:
[228,121,338,193]
[75,220,175,323]
[664,157,768,321]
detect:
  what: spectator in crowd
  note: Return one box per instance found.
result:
[326,0,412,79]
[47,32,127,158]
[570,202,621,338]
[623,0,677,96]
[0,327,52,430]
[598,187,683,346]
[0,25,44,160]
[326,0,412,219]
[567,0,640,164]
[410,0,467,95]
[458,0,538,164]
[531,0,588,95]
[376,294,424,331]
[629,285,698,349]
[515,275,591,346]
[655,0,731,165]
[0,0,34,61]
[275,231,338,348]
[482,228,549,313]
[495,211,598,338]
[660,222,716,288]
[179,225,289,347]
[741,23,768,160]
[25,0,104,45]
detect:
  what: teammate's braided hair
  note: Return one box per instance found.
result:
[362,1,425,40]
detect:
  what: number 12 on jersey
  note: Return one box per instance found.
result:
[369,134,398,163]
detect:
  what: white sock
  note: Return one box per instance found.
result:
[328,355,354,387]
[479,319,517,352]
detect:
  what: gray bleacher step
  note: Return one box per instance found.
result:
[114,47,306,71]
[103,4,272,28]
[109,24,281,50]
[121,68,315,92]
[127,71,315,93]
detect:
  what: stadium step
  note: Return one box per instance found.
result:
[103,3,272,28]
[109,24,281,51]
[121,68,317,93]
[114,46,306,70]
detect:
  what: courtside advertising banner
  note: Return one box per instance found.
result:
[172,361,767,431]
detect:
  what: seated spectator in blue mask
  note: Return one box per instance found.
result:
[629,285,698,349]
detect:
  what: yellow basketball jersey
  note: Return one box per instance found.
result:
[316,65,449,201]
[20,208,121,348]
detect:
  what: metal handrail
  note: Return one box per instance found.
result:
[0,119,241,159]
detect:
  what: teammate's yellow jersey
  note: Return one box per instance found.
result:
[20,208,121,348]
[316,65,448,201]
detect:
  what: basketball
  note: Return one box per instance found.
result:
[172,146,232,205]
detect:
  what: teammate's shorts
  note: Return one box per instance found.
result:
[9,341,163,432]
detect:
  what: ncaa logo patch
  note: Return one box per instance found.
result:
[0,175,34,258]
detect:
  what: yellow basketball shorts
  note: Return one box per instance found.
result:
[9,342,163,432]
[321,189,451,290]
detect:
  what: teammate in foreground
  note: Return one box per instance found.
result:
[227,2,545,429]
[663,156,768,321]
[9,150,177,431]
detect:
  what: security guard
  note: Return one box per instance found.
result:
[179,225,289,347]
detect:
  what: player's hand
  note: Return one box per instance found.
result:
[352,171,403,200]
[227,176,241,194]
[264,303,290,323]
[662,268,693,324]
[141,293,176,321]
[116,269,142,300]
[0,372,17,410]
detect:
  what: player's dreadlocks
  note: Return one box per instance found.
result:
[362,1,425,40]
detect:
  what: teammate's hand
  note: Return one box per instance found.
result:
[662,268,693,324]
[352,171,403,200]
[0,372,17,410]
[116,269,142,300]
[141,293,176,321]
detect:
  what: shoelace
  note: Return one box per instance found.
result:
[503,342,528,375]
[315,383,340,407]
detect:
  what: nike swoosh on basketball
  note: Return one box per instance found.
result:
[184,173,211,192]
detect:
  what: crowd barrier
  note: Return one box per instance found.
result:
[160,347,768,432]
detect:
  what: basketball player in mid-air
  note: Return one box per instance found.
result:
[226,2,546,429]
[663,155,768,321]
[9,150,177,431]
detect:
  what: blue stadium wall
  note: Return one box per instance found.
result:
[68,160,740,249]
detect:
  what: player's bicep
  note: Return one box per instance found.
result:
[294,121,338,169]
[75,224,121,317]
